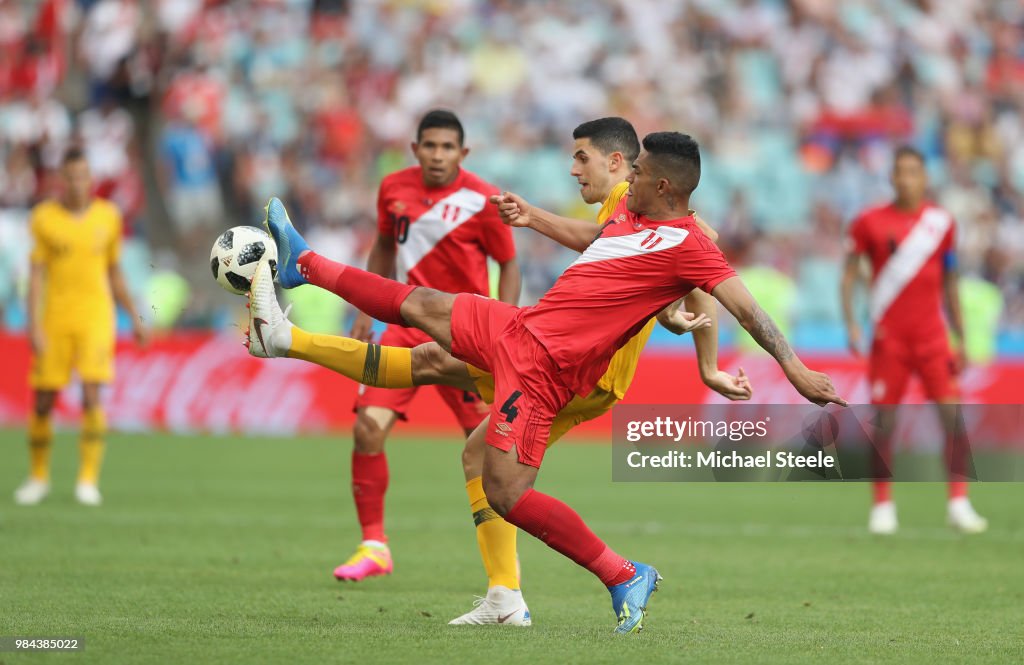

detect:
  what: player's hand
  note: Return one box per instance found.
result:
[953,345,967,375]
[662,309,711,335]
[132,319,149,347]
[788,367,847,407]
[703,367,752,401]
[846,324,863,358]
[489,192,532,228]
[693,213,719,243]
[350,311,375,342]
[29,326,45,355]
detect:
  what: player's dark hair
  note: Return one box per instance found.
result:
[893,145,925,166]
[417,109,465,145]
[641,132,701,195]
[573,117,640,162]
[62,146,87,165]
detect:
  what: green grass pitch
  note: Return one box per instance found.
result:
[1,428,1022,664]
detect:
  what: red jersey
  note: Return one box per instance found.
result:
[848,202,955,341]
[520,200,736,395]
[377,166,516,295]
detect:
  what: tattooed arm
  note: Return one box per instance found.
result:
[711,277,846,406]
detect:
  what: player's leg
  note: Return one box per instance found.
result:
[334,404,400,581]
[246,257,476,390]
[440,384,530,626]
[75,382,105,506]
[481,339,661,633]
[75,324,116,507]
[934,399,985,532]
[483,441,660,634]
[17,327,73,505]
[262,197,458,350]
[867,338,912,534]
[15,389,58,505]
[918,347,987,533]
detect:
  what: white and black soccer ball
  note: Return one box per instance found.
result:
[210,226,278,295]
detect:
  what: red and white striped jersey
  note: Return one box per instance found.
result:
[377,166,516,296]
[520,198,735,395]
[847,202,955,342]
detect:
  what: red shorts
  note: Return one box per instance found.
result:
[869,333,959,404]
[449,294,574,468]
[355,324,488,431]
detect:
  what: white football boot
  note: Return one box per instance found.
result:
[75,482,102,506]
[246,260,293,359]
[14,479,50,506]
[948,497,988,534]
[448,586,532,626]
[868,501,898,535]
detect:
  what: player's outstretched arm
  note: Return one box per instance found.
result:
[942,264,967,372]
[109,264,147,345]
[27,263,45,355]
[490,192,601,253]
[840,252,865,357]
[712,277,846,406]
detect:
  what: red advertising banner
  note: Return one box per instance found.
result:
[0,333,1021,438]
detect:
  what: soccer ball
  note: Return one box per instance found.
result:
[210,226,278,295]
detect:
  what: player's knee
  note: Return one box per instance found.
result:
[411,343,447,384]
[33,391,57,417]
[461,444,482,478]
[480,473,527,516]
[352,416,387,453]
[82,385,102,411]
[402,288,453,326]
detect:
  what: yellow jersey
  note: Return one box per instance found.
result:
[30,198,122,330]
[593,181,657,398]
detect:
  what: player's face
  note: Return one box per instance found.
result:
[570,138,615,205]
[892,155,927,204]
[413,128,468,188]
[61,158,93,208]
[625,152,656,215]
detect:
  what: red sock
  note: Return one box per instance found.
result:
[504,488,635,586]
[873,481,891,504]
[352,452,389,542]
[298,251,416,326]
[945,426,969,499]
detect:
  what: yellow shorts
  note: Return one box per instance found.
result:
[467,365,620,446]
[30,325,115,390]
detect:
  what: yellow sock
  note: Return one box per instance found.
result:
[28,413,53,481]
[78,407,106,485]
[288,327,414,388]
[467,476,519,590]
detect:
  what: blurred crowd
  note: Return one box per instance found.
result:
[1,0,1023,356]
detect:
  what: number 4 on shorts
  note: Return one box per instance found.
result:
[500,391,523,423]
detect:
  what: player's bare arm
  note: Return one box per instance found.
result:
[712,276,846,406]
[490,192,601,252]
[942,262,967,372]
[496,258,521,305]
[351,232,398,341]
[683,288,752,401]
[109,264,147,345]
[840,251,865,357]
[27,262,45,355]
